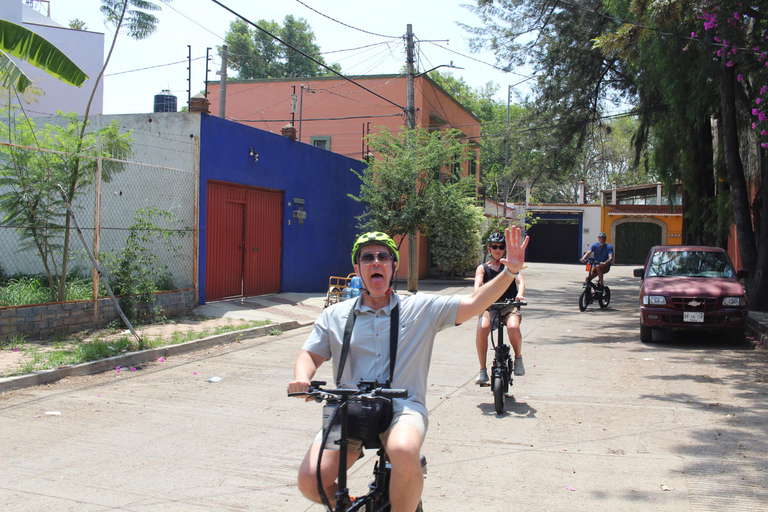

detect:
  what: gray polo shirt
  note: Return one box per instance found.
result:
[302,292,462,420]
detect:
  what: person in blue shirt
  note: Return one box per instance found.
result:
[580,232,614,288]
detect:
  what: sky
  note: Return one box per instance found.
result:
[42,0,535,115]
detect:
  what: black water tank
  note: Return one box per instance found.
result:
[153,91,177,112]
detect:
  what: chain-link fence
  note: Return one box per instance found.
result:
[0,140,196,308]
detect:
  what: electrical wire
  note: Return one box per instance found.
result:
[208,0,405,111]
[294,0,401,39]
[105,56,206,77]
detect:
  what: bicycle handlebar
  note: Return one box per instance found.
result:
[287,380,408,402]
[488,299,527,310]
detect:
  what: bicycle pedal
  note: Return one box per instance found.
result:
[479,382,490,387]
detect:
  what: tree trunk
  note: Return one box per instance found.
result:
[752,148,768,311]
[719,63,758,297]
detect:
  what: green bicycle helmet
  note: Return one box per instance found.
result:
[351,232,399,266]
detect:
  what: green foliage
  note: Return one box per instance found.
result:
[425,181,485,275]
[0,19,88,92]
[0,108,132,303]
[99,207,187,322]
[352,127,484,276]
[351,127,473,245]
[0,274,92,307]
[223,16,340,79]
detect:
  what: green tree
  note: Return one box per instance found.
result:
[350,127,482,275]
[0,109,132,302]
[222,15,340,79]
[54,0,169,302]
[68,19,88,31]
[425,180,484,275]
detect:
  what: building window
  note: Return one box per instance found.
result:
[311,136,331,151]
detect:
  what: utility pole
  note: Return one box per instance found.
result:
[405,24,418,293]
[504,84,511,223]
[218,45,228,118]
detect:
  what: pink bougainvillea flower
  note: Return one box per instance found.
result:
[763,143,768,148]
[762,86,768,95]
[158,357,165,362]
[738,74,742,82]
[760,112,767,122]
[115,366,121,373]
[131,367,137,371]
[761,130,768,136]
[691,32,696,38]
[753,123,757,129]
[727,61,733,67]
[758,98,763,105]
[753,108,760,116]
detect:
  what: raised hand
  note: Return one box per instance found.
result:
[500,226,528,274]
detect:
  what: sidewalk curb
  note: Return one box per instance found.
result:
[746,314,768,349]
[0,320,311,394]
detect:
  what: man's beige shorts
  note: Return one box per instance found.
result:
[313,407,428,456]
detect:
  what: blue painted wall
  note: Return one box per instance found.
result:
[198,114,367,302]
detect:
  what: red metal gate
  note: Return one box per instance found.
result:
[206,182,283,300]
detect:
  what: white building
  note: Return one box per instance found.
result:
[0,0,104,116]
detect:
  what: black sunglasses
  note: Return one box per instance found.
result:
[489,244,505,250]
[359,252,393,264]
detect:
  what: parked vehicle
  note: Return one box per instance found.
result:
[633,246,749,343]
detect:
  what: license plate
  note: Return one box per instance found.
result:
[683,311,704,323]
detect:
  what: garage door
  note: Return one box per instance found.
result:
[615,222,662,264]
[525,218,580,263]
[206,182,283,300]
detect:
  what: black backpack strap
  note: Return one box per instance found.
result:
[336,297,359,387]
[336,298,400,387]
[388,303,400,385]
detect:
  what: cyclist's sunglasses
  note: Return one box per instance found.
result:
[359,252,393,264]
[489,244,505,250]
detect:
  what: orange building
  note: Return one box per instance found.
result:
[206,74,482,280]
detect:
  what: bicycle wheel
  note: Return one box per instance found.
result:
[598,286,611,308]
[578,288,590,311]
[492,375,505,414]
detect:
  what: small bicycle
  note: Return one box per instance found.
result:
[578,257,611,311]
[483,299,526,415]
[289,380,425,512]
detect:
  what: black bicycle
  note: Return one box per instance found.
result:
[483,299,526,415]
[289,380,425,511]
[578,257,611,311]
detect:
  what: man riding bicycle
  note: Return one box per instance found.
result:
[288,228,529,512]
[474,232,526,386]
[580,232,614,288]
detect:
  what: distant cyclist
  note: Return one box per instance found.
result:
[580,232,614,289]
[473,232,526,386]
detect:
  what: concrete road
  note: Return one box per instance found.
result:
[2,263,767,511]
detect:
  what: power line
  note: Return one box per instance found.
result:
[208,0,405,111]
[294,0,401,39]
[105,56,206,77]
[423,40,533,80]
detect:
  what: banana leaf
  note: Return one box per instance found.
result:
[0,19,88,92]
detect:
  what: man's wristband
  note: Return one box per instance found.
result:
[504,266,519,278]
